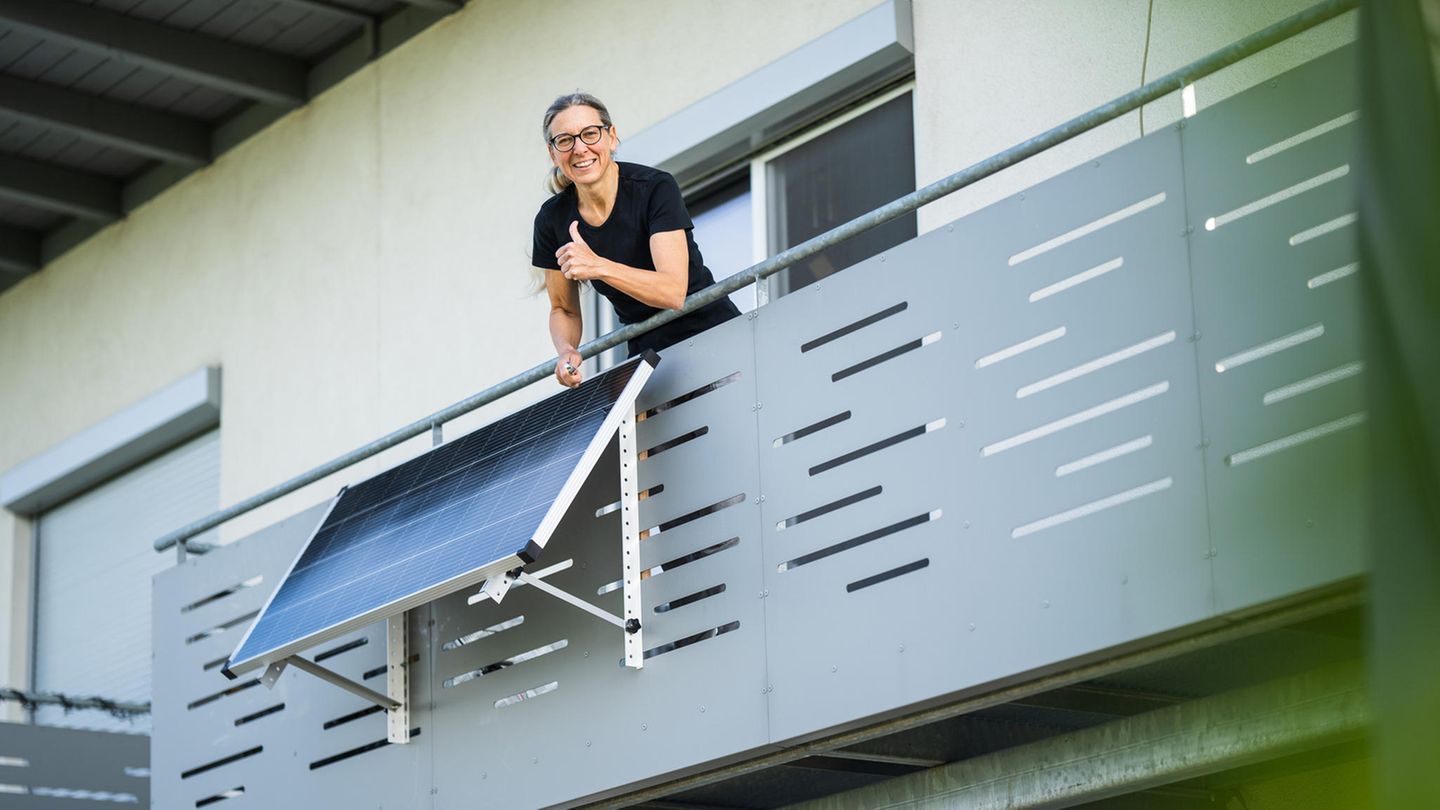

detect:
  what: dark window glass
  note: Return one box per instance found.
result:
[766,92,916,296]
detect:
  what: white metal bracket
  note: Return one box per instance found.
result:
[619,403,644,668]
[465,406,646,668]
[386,613,410,744]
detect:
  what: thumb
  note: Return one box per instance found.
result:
[569,221,587,246]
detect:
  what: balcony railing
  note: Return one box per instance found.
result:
[149,12,1364,805]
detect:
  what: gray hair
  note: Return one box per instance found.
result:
[542,92,615,194]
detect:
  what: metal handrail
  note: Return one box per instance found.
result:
[154,0,1356,554]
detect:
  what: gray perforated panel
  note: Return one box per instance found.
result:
[152,504,434,810]
[152,46,1362,807]
[1181,44,1365,614]
[753,124,1213,742]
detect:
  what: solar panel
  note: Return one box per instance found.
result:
[223,353,658,678]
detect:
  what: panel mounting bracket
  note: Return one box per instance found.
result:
[263,653,402,716]
[469,404,646,668]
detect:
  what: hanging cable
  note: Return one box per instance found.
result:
[0,688,150,719]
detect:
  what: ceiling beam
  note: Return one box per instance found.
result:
[396,0,463,13]
[0,0,308,107]
[0,75,210,167]
[271,0,374,26]
[0,153,122,223]
[0,223,41,275]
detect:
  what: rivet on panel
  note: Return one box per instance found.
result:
[963,521,970,529]
[642,723,648,731]
[831,665,838,673]
[880,255,886,262]
[586,740,592,748]
[1019,193,1026,201]
[700,706,706,713]
[1042,600,1050,609]
[1305,520,1314,528]
[532,757,538,765]
[947,224,954,232]
[898,644,905,653]
[957,420,965,428]
[968,623,976,631]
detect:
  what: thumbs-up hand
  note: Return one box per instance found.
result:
[557,221,608,282]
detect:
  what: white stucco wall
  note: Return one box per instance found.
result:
[0,0,1356,708]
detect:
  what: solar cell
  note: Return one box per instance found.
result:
[224,353,658,677]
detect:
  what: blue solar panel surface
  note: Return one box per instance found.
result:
[229,356,649,670]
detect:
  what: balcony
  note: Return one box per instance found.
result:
[149,41,1365,809]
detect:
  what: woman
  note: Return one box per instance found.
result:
[532,92,740,388]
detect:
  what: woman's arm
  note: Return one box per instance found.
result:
[556,221,688,310]
[545,267,585,388]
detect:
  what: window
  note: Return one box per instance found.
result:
[31,429,220,733]
[592,84,917,363]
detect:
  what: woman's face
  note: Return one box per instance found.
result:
[548,104,618,188]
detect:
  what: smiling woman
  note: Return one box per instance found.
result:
[532,92,741,388]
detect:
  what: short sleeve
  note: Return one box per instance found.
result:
[532,205,561,270]
[645,172,693,235]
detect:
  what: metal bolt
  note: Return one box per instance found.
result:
[957,420,965,428]
[642,723,648,731]
[963,520,970,529]
[968,623,976,631]
[831,665,838,673]
[431,788,439,795]
[880,255,886,262]
[947,224,954,232]
[1189,331,1202,342]
[953,322,959,330]
[759,495,766,503]
[814,285,821,292]
[898,644,905,653]
[1305,520,1314,528]
[1019,193,1026,200]
[586,740,592,747]
[1185,225,1194,235]
[584,651,590,658]
[533,757,538,765]
[688,339,694,347]
[1042,600,1050,609]
[755,402,763,410]
[762,589,769,597]
[748,311,758,320]
[1196,440,1211,450]
[700,706,706,713]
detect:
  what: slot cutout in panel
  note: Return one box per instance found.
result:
[1203,166,1347,231]
[801,302,908,352]
[832,332,941,382]
[809,419,945,476]
[233,704,284,727]
[846,559,929,592]
[1226,413,1367,466]
[443,640,568,689]
[185,611,258,645]
[187,679,260,711]
[181,747,262,780]
[1017,332,1175,398]
[1246,110,1358,164]
[314,637,368,663]
[1308,262,1358,289]
[1215,325,1324,373]
[442,616,525,652]
[323,705,384,730]
[976,327,1066,368]
[642,494,745,539]
[655,584,726,614]
[495,681,558,709]
[774,411,851,448]
[1289,212,1356,246]
[195,787,244,807]
[779,511,940,573]
[309,729,420,770]
[1009,192,1166,266]
[1263,361,1363,405]
[778,486,882,531]
[640,621,741,661]
[1029,257,1125,303]
[182,576,263,613]
[641,427,709,460]
[982,382,1169,457]
[641,372,741,419]
[597,537,740,595]
[1012,477,1173,539]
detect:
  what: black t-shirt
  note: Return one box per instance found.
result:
[532,162,740,356]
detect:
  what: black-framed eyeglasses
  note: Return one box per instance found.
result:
[548,124,610,152]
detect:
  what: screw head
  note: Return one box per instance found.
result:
[642,723,648,731]
[1042,600,1050,609]
[700,705,706,713]
[586,740,592,747]
[898,644,905,653]
[831,665,838,673]
[968,623,976,631]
